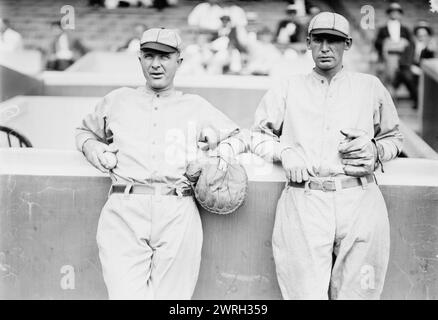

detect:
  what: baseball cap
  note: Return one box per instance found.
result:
[140,28,182,53]
[386,2,403,14]
[414,21,433,35]
[308,12,350,39]
[286,4,298,13]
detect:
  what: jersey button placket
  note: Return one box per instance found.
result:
[320,83,330,166]
[151,98,159,162]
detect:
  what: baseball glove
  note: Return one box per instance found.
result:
[185,156,248,215]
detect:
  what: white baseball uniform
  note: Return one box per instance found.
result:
[76,86,240,299]
[251,68,403,299]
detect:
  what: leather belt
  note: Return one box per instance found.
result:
[288,174,375,192]
[109,184,193,197]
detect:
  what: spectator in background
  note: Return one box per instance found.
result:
[395,21,436,109]
[224,1,248,28]
[275,4,304,44]
[103,0,120,8]
[179,30,214,75]
[89,0,105,8]
[286,0,307,17]
[306,3,321,18]
[118,23,148,52]
[188,0,224,33]
[243,26,281,76]
[411,21,436,67]
[0,18,23,52]
[208,13,248,74]
[46,21,88,71]
[374,2,413,89]
[152,0,169,11]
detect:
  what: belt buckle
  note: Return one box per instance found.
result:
[321,179,335,192]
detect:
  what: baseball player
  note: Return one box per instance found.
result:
[75,28,241,300]
[250,12,403,299]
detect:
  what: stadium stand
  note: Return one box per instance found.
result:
[0,0,332,51]
[338,0,438,44]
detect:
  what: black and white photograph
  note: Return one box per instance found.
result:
[0,0,437,307]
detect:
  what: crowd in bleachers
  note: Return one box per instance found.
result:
[89,0,179,11]
[0,0,325,74]
[373,2,436,109]
[0,0,436,88]
[179,0,321,75]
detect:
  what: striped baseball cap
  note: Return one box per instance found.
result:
[308,12,350,39]
[140,27,182,53]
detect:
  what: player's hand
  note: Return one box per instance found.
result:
[82,139,119,173]
[338,128,377,177]
[280,148,309,183]
[216,142,236,171]
[198,126,220,151]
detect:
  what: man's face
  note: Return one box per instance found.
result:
[50,24,63,36]
[138,49,182,91]
[307,33,351,72]
[309,6,321,17]
[388,10,402,21]
[220,17,231,27]
[415,28,431,43]
[286,10,297,18]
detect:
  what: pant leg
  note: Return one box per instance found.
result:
[330,184,390,300]
[96,194,154,300]
[401,67,418,102]
[272,186,336,299]
[149,195,203,300]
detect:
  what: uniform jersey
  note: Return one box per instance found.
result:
[75,86,239,186]
[251,69,403,177]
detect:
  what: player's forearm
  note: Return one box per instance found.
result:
[75,129,104,153]
[217,131,249,156]
[374,126,403,162]
[375,136,403,162]
[250,131,290,163]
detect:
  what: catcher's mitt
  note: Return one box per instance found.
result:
[185,157,248,215]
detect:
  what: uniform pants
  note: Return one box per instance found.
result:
[272,182,390,300]
[96,193,203,300]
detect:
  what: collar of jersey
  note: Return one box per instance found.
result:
[311,66,346,83]
[140,86,181,98]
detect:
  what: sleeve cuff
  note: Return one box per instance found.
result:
[76,132,98,153]
[274,143,293,162]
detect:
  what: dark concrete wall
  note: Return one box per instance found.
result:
[421,59,438,152]
[0,66,43,102]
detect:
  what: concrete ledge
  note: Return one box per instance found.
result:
[399,121,438,160]
[1,149,438,186]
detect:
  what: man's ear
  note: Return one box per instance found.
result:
[344,38,353,51]
[137,50,142,61]
[306,36,311,50]
[177,57,184,65]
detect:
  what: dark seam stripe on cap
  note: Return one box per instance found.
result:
[156,28,162,42]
